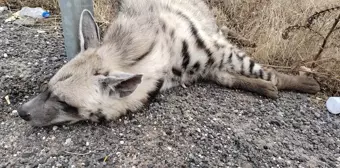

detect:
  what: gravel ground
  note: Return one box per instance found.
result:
[1,12,340,168]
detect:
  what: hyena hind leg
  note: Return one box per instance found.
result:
[210,71,279,99]
[272,69,321,94]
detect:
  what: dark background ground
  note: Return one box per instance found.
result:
[0,11,340,168]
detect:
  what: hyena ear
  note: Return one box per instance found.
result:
[99,73,143,98]
[79,9,101,52]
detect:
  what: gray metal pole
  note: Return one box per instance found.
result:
[58,0,94,60]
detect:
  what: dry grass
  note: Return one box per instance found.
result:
[3,0,340,96]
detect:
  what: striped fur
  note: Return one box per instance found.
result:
[18,0,320,127]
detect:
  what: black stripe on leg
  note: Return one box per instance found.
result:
[193,62,200,70]
[249,60,255,74]
[172,68,182,76]
[146,79,164,103]
[173,10,215,68]
[189,22,213,60]
[188,20,205,49]
[205,57,215,68]
[181,40,190,70]
[267,72,272,81]
[189,62,201,75]
[259,69,264,79]
[240,62,245,75]
[227,53,234,70]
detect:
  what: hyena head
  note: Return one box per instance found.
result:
[18,10,143,127]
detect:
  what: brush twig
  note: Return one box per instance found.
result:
[312,13,340,68]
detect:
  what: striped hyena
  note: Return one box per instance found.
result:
[18,0,320,127]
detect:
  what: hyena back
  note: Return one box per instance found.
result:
[18,0,320,127]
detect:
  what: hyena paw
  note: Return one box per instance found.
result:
[297,76,321,94]
[257,82,279,99]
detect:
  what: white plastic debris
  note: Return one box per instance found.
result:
[5,95,11,105]
[326,97,340,114]
[5,7,50,23]
[3,53,8,58]
[18,7,50,19]
[5,11,20,23]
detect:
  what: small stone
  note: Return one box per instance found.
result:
[22,152,34,158]
[119,141,124,144]
[167,146,172,151]
[11,110,18,116]
[314,112,321,118]
[52,126,58,131]
[51,57,58,61]
[3,53,8,58]
[55,162,62,167]
[86,142,90,146]
[64,138,72,145]
[37,30,46,34]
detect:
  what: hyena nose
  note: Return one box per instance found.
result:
[18,106,31,121]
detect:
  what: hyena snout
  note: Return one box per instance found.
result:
[16,92,65,127]
[17,106,31,121]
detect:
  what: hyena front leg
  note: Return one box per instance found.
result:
[210,70,279,99]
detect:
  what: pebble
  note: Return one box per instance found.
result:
[52,126,58,131]
[64,138,72,146]
[3,53,7,58]
[11,110,18,116]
